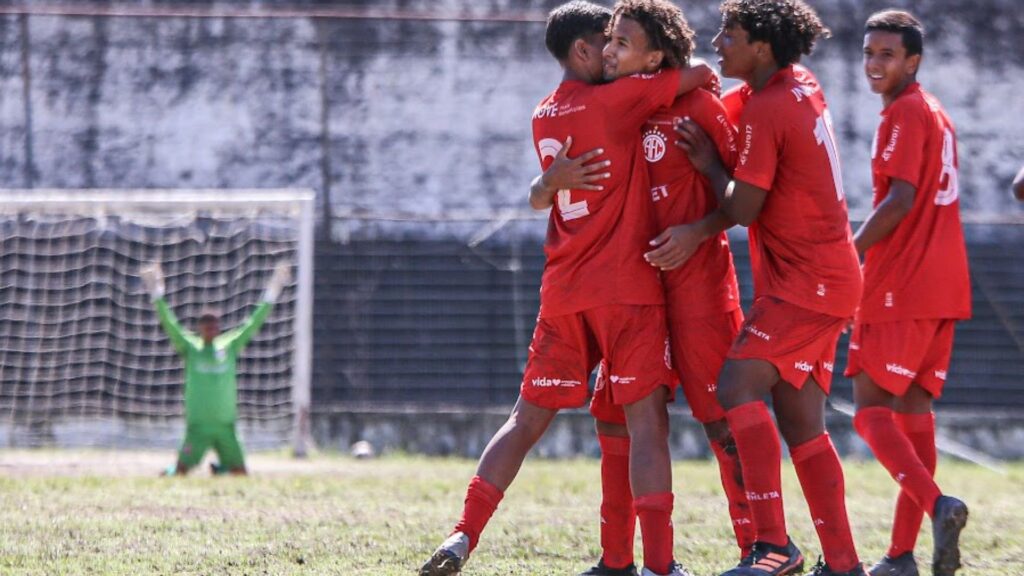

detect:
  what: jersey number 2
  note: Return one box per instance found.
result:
[539,138,590,221]
[813,111,845,201]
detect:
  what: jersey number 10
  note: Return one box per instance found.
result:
[813,110,845,201]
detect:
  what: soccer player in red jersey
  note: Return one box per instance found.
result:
[848,10,971,576]
[674,1,867,575]
[537,2,754,574]
[419,3,713,575]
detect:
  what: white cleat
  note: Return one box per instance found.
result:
[419,531,470,576]
[641,562,694,576]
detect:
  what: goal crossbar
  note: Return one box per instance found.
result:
[0,189,315,215]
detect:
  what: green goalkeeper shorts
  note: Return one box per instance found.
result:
[178,422,246,471]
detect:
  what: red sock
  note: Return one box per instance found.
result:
[888,412,938,558]
[854,407,941,515]
[726,402,787,548]
[791,433,859,572]
[634,492,674,575]
[598,434,635,569]
[710,437,755,558]
[453,475,504,553]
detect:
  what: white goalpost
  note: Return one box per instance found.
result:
[0,189,315,457]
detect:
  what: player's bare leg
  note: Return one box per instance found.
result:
[420,397,557,576]
[475,397,559,490]
[622,386,690,576]
[854,376,966,576]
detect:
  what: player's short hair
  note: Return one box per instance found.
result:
[545,1,613,61]
[198,308,220,324]
[720,0,831,68]
[865,9,924,57]
[609,0,696,69]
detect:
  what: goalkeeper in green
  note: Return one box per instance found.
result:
[141,260,291,476]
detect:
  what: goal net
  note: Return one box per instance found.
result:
[0,189,314,455]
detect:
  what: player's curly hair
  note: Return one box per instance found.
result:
[609,0,696,69]
[545,1,613,61]
[720,0,831,67]
[865,9,924,57]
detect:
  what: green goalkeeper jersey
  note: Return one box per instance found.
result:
[154,298,272,425]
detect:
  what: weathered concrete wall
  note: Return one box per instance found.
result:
[1,0,1022,218]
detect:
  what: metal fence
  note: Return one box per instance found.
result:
[311,217,1024,412]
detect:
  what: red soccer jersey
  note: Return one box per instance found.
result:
[721,83,751,128]
[721,64,813,128]
[642,89,741,317]
[732,65,863,318]
[532,69,681,318]
[858,83,971,322]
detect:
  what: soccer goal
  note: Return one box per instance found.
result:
[0,189,314,456]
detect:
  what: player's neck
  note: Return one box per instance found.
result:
[882,75,917,108]
[561,67,591,84]
[747,62,781,92]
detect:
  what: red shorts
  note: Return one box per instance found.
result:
[727,296,845,394]
[672,308,744,423]
[845,319,956,398]
[521,304,677,414]
[591,308,742,425]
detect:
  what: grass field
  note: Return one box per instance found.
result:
[0,451,1020,575]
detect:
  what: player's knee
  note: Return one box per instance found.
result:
[623,397,669,442]
[776,413,825,447]
[702,419,732,444]
[594,419,629,438]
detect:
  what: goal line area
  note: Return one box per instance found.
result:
[0,189,314,454]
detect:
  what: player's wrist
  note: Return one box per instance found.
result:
[261,285,280,303]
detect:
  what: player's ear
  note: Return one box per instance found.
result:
[906,53,922,76]
[647,49,665,70]
[571,37,590,62]
[753,40,772,63]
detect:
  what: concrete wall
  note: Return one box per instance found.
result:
[1,0,1022,219]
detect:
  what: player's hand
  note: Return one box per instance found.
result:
[263,260,292,303]
[674,118,718,176]
[540,136,611,192]
[644,223,706,270]
[139,262,165,300]
[692,58,722,97]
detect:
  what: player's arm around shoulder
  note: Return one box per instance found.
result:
[687,89,740,171]
[529,137,610,211]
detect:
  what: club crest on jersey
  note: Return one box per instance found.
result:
[216,348,227,362]
[643,127,667,162]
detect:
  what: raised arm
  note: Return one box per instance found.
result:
[141,263,193,355]
[529,137,610,210]
[223,260,291,353]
